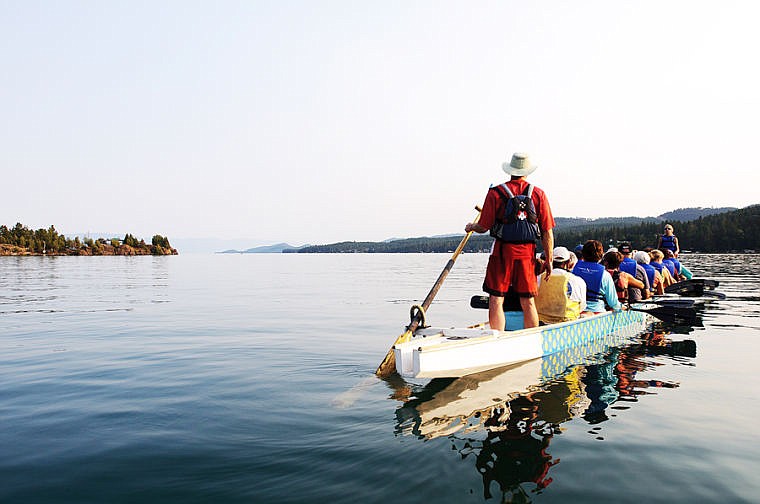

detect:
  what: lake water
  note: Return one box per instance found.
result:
[1,253,759,503]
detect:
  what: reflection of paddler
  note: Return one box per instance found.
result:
[634,332,697,358]
[616,347,680,399]
[580,335,694,422]
[394,361,539,439]
[476,394,560,498]
[562,366,590,418]
[396,356,589,439]
[581,349,621,423]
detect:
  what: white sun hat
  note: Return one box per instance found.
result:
[502,153,537,176]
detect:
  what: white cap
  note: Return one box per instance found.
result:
[553,246,571,262]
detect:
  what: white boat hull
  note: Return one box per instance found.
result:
[394,309,649,379]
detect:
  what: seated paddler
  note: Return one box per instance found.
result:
[535,246,587,324]
[572,240,621,314]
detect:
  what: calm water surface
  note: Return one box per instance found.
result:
[1,253,759,503]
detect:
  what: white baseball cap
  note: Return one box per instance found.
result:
[553,246,571,262]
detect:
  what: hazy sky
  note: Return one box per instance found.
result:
[3,1,759,247]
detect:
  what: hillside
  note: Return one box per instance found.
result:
[295,205,758,253]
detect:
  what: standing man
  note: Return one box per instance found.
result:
[465,153,555,330]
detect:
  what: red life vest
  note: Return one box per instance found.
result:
[607,268,629,302]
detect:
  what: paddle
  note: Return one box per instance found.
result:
[472,293,699,309]
[470,294,523,311]
[665,278,719,296]
[629,304,696,318]
[651,298,697,308]
[472,294,698,324]
[627,304,699,324]
[703,290,727,300]
[375,206,483,378]
[472,294,699,310]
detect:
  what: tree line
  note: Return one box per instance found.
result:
[291,205,760,253]
[0,223,177,256]
[553,205,760,252]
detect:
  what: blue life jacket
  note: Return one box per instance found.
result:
[640,263,656,291]
[662,259,677,276]
[650,261,664,273]
[489,183,541,244]
[671,258,682,274]
[573,260,605,303]
[620,257,637,277]
[661,234,677,252]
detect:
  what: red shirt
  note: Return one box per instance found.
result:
[479,179,555,257]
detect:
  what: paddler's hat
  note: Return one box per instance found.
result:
[552,246,571,263]
[502,152,537,176]
[619,242,632,254]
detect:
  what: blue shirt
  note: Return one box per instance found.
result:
[586,270,621,313]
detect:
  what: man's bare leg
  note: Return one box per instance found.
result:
[488,295,505,331]
[520,296,539,328]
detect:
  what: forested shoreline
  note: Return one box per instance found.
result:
[291,205,760,254]
[0,223,177,256]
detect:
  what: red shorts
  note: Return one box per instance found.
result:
[483,242,538,297]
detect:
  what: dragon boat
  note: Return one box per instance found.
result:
[393,308,654,379]
[373,209,712,379]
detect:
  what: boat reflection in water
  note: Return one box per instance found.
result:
[394,326,697,502]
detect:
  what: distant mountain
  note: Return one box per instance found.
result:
[217,243,307,254]
[173,237,263,254]
[554,216,653,230]
[383,233,461,242]
[657,207,737,222]
[555,207,737,231]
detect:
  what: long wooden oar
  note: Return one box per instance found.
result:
[470,293,696,311]
[375,206,482,378]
